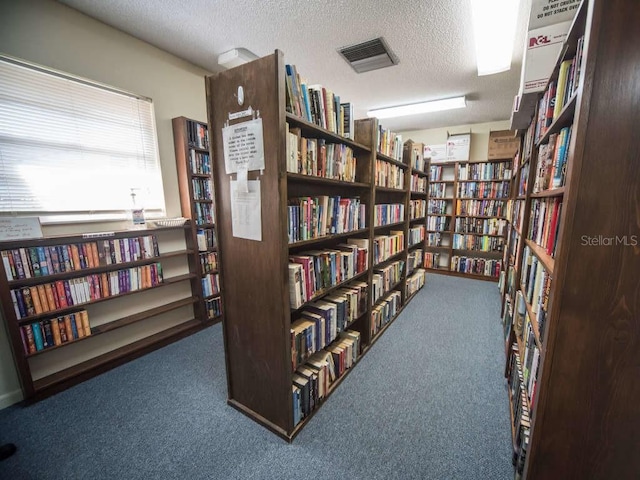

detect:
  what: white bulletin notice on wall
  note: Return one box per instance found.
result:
[222,118,265,174]
[230,179,262,241]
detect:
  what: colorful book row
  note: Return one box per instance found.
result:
[374,204,404,227]
[454,217,506,236]
[20,310,91,355]
[375,159,404,189]
[455,199,505,218]
[189,150,211,175]
[528,198,563,258]
[372,232,404,266]
[458,161,511,181]
[450,256,501,278]
[202,273,220,298]
[456,181,510,199]
[371,290,401,337]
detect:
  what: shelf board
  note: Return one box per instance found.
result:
[426,268,499,282]
[457,179,510,183]
[408,241,426,250]
[32,317,205,393]
[190,173,211,179]
[525,239,555,275]
[195,223,215,228]
[409,216,426,223]
[411,168,428,177]
[375,185,406,193]
[290,269,368,314]
[425,245,450,251]
[189,146,209,153]
[376,152,408,168]
[8,250,193,288]
[372,279,404,306]
[204,292,221,301]
[536,94,577,148]
[374,221,405,230]
[288,228,369,248]
[285,112,371,152]
[425,229,452,234]
[428,197,454,200]
[507,384,518,454]
[429,180,454,184]
[426,213,452,217]
[200,268,219,275]
[530,187,565,198]
[286,173,369,188]
[410,191,428,196]
[520,289,543,350]
[452,248,503,257]
[456,215,507,220]
[452,232,505,238]
[17,273,197,325]
[372,249,406,269]
[456,197,510,201]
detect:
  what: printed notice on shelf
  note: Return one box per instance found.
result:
[0,217,43,241]
[222,118,265,174]
[424,144,447,163]
[230,179,262,241]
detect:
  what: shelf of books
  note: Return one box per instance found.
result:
[205,52,427,441]
[0,225,202,400]
[501,1,640,478]
[172,117,224,324]
[426,158,511,281]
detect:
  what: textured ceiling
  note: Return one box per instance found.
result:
[58,0,531,132]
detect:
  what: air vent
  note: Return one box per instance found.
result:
[338,37,399,74]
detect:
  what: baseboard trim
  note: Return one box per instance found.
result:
[0,389,23,410]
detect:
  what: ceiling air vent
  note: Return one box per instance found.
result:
[338,37,399,74]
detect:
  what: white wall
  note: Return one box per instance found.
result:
[0,0,211,408]
[401,120,512,161]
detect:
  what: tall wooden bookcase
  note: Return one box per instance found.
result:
[426,159,510,281]
[500,0,640,477]
[0,225,204,401]
[172,116,224,324]
[205,51,427,440]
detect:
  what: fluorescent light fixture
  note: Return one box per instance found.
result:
[471,0,520,76]
[217,48,259,69]
[367,96,466,119]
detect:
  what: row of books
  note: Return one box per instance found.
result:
[292,331,360,426]
[286,125,358,181]
[288,242,368,309]
[206,296,222,320]
[202,273,220,298]
[189,150,211,175]
[409,199,426,220]
[509,200,525,233]
[2,235,160,281]
[455,199,506,218]
[424,252,442,269]
[518,163,529,197]
[376,124,403,161]
[458,161,512,181]
[452,234,504,253]
[450,256,501,278]
[454,217,506,236]
[508,346,531,475]
[372,232,404,266]
[521,246,551,340]
[408,225,425,247]
[188,120,209,150]
[290,282,367,371]
[195,203,214,225]
[534,36,584,143]
[533,126,573,192]
[428,183,447,197]
[287,196,366,244]
[285,64,353,138]
[372,260,404,304]
[407,249,424,275]
[20,310,91,355]
[199,251,218,274]
[371,290,401,337]
[427,233,444,247]
[374,204,405,227]
[406,269,426,298]
[411,174,427,193]
[528,198,563,258]
[429,165,446,182]
[456,181,510,199]
[427,216,450,232]
[428,200,448,215]
[512,292,541,410]
[409,152,428,173]
[196,228,217,252]
[191,178,213,201]
[10,263,163,319]
[375,159,405,189]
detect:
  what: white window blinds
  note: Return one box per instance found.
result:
[0,56,165,221]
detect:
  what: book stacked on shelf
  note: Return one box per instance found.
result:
[191,178,213,201]
[407,249,423,275]
[375,159,405,189]
[206,296,222,319]
[409,199,426,220]
[285,64,353,138]
[427,233,443,247]
[196,228,217,251]
[456,181,510,199]
[429,183,447,197]
[408,225,425,248]
[424,252,441,269]
[20,310,90,354]
[199,252,218,274]
[410,174,427,193]
[371,291,401,338]
[456,199,505,218]
[286,125,358,181]
[405,268,426,298]
[452,234,504,253]
[428,200,448,215]
[427,216,450,232]
[374,204,405,227]
[454,217,506,236]
[521,246,551,339]
[287,196,366,243]
[372,260,404,303]
[372,232,404,265]
[376,125,403,161]
[450,256,501,278]
[508,345,531,475]
[528,198,563,257]
[288,243,368,309]
[187,121,209,149]
[189,150,210,175]
[202,273,220,298]
[532,126,573,192]
[195,203,214,225]
[458,161,511,180]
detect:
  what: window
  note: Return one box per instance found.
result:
[0,55,165,223]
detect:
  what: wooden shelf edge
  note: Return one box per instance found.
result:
[285,112,371,152]
[520,289,543,350]
[286,172,369,188]
[288,228,369,248]
[536,94,577,148]
[524,239,555,275]
[290,270,368,313]
[530,187,565,198]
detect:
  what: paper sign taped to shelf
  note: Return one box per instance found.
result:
[222,118,265,174]
[446,133,470,161]
[0,217,43,241]
[230,179,262,241]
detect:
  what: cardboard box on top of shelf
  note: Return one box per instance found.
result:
[488,130,520,160]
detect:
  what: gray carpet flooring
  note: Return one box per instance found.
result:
[0,274,513,480]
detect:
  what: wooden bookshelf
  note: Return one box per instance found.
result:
[0,225,205,400]
[172,116,224,323]
[501,1,640,477]
[205,52,427,441]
